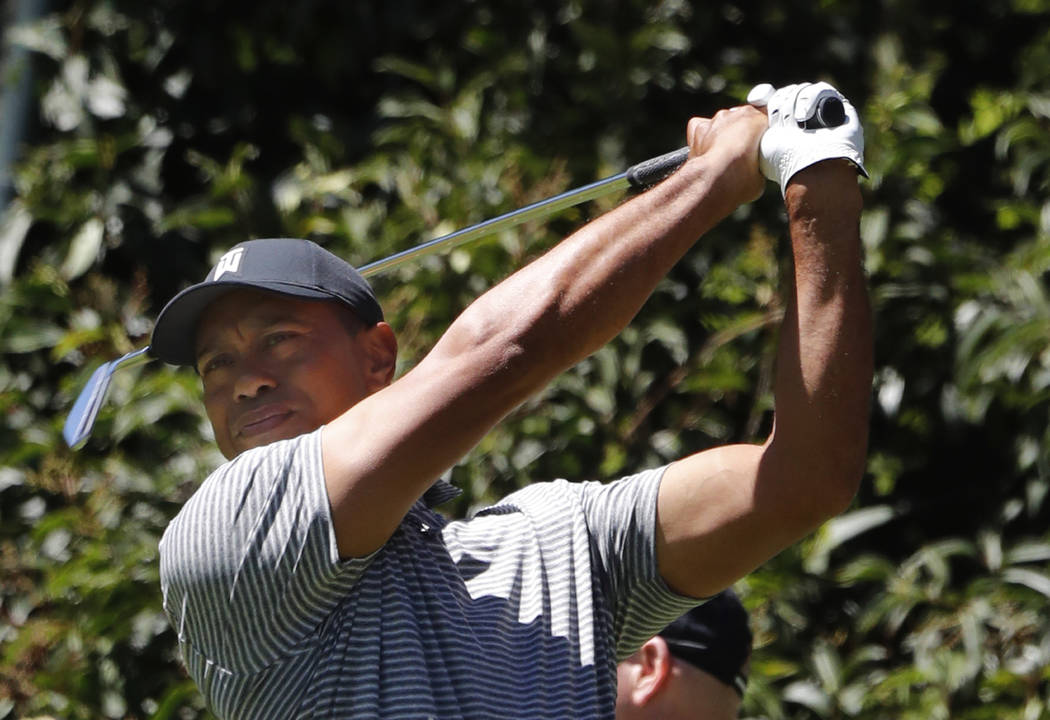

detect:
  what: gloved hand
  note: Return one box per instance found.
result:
[747,82,867,196]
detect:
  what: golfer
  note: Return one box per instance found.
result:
[156,82,871,719]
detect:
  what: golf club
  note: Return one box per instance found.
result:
[62,147,691,450]
[63,95,846,450]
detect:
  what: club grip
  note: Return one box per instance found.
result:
[624,96,846,190]
[625,147,691,188]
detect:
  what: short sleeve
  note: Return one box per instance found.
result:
[578,466,706,661]
[159,428,374,674]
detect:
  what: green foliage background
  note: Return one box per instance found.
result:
[2,0,1049,717]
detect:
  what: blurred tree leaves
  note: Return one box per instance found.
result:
[2,0,1050,717]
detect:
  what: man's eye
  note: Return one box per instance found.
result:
[266,332,296,347]
[201,355,232,375]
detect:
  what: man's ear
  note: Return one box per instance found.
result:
[629,636,673,706]
[362,322,398,390]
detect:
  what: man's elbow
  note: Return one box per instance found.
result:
[820,460,864,518]
[818,447,865,519]
[763,435,867,525]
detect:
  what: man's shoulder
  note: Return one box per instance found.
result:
[480,467,665,514]
[478,477,586,513]
[161,430,325,545]
[200,429,323,489]
[453,474,632,530]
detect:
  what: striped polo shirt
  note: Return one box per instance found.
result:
[159,428,702,719]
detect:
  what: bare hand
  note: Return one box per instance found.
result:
[686,105,767,207]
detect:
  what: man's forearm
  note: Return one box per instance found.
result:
[767,160,873,511]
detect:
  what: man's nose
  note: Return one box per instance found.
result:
[233,360,277,400]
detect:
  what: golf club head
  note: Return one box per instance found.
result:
[63,360,117,449]
[63,347,152,450]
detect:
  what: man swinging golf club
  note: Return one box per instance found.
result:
[155,81,871,719]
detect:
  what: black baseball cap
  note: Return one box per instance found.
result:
[660,589,752,696]
[150,238,383,366]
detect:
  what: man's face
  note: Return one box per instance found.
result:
[195,289,381,459]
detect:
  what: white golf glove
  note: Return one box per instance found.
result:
[747,81,867,196]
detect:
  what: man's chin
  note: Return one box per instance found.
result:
[228,422,319,458]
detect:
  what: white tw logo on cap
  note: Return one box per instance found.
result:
[212,248,245,280]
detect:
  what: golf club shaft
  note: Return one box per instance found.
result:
[358,147,689,277]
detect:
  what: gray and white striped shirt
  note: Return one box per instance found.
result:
[159,428,701,719]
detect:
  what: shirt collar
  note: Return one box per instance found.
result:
[422,478,461,508]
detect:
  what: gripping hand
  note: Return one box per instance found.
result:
[747,82,867,196]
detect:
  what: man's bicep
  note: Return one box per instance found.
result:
[657,442,837,598]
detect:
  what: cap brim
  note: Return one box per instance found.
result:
[150,280,334,367]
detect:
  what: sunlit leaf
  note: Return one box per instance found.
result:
[61,217,105,280]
